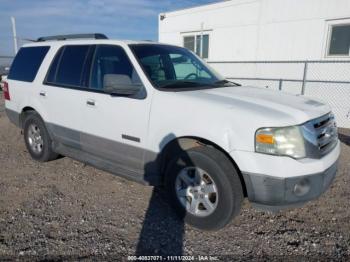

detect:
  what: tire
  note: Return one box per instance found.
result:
[165,146,244,231]
[23,112,59,162]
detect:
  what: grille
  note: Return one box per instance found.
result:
[312,113,338,156]
[302,112,338,158]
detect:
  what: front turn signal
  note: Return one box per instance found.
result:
[256,133,274,144]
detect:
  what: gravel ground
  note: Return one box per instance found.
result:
[0,94,349,261]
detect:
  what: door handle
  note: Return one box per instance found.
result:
[39,91,46,97]
[86,99,95,106]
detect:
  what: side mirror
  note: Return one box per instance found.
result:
[103,74,142,96]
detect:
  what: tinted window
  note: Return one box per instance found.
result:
[202,35,209,59]
[184,36,195,52]
[90,45,140,90]
[328,24,350,56]
[46,48,63,83]
[8,46,50,82]
[130,44,222,90]
[170,54,211,80]
[55,45,90,86]
[139,54,166,82]
[196,35,201,56]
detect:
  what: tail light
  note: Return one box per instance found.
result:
[3,82,10,100]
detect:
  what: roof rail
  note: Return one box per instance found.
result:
[36,33,108,42]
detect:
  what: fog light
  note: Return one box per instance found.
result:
[293,179,311,196]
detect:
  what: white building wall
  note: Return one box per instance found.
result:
[159,0,350,61]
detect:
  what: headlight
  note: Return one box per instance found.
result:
[255,126,306,158]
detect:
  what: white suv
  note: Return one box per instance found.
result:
[4,34,340,230]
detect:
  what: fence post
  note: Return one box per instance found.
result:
[301,61,308,95]
[278,79,283,91]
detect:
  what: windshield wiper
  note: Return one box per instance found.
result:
[158,81,207,89]
[214,79,241,86]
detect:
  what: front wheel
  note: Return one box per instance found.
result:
[165,146,244,230]
[23,113,59,162]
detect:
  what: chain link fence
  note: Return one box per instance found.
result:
[0,56,13,89]
[0,56,13,75]
[208,60,350,128]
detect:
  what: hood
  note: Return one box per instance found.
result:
[178,85,331,126]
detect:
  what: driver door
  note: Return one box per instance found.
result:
[80,44,151,173]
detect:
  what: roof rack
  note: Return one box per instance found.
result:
[36,33,108,42]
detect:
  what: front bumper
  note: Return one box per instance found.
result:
[242,160,338,211]
[236,141,340,212]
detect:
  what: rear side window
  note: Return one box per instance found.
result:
[46,48,63,83]
[8,46,50,82]
[54,45,90,87]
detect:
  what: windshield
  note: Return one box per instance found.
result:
[129,44,235,90]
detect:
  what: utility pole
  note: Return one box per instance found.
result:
[11,16,18,54]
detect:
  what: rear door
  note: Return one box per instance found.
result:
[41,45,94,148]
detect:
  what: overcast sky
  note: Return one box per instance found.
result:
[0,0,219,56]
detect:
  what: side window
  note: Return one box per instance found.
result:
[328,24,350,56]
[90,45,141,90]
[8,46,50,82]
[54,45,90,87]
[46,48,63,83]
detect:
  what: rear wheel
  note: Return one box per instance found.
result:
[165,146,243,230]
[23,113,58,162]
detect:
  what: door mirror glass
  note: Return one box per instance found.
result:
[103,74,141,95]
